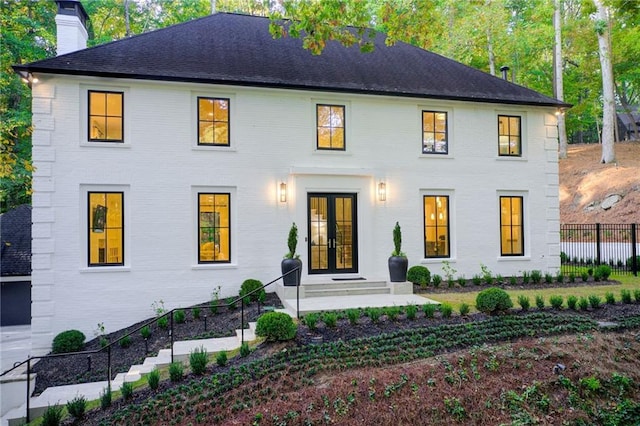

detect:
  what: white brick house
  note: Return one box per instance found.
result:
[15,2,568,354]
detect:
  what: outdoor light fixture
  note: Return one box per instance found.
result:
[279,182,287,203]
[378,181,386,202]
[19,71,38,88]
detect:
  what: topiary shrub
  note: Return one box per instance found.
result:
[240,278,265,304]
[52,330,86,354]
[475,287,513,315]
[255,312,297,341]
[407,265,431,287]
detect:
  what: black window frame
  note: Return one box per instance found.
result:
[422,111,448,154]
[87,191,124,267]
[88,90,124,142]
[197,97,231,146]
[316,104,346,151]
[498,114,522,157]
[499,195,525,256]
[198,192,231,264]
[423,195,450,258]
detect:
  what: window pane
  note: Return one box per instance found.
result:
[510,117,520,135]
[90,117,106,139]
[317,106,330,127]
[500,196,523,256]
[89,192,123,266]
[213,99,228,121]
[199,98,213,121]
[199,193,230,263]
[422,111,447,154]
[199,124,213,144]
[106,117,123,140]
[317,105,345,150]
[423,112,434,132]
[424,195,449,258]
[215,122,229,144]
[498,115,521,157]
[435,113,446,132]
[89,91,123,142]
[90,92,106,115]
[318,128,331,148]
[330,106,344,127]
[331,128,345,149]
[106,93,122,116]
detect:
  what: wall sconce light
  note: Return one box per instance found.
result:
[555,108,566,117]
[19,71,38,88]
[279,182,287,203]
[378,181,386,202]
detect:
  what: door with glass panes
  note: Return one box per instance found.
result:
[307,193,358,274]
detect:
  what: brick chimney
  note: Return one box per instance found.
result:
[55,0,89,56]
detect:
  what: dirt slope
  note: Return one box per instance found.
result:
[559,142,640,224]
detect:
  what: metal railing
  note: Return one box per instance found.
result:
[0,267,300,423]
[560,223,639,276]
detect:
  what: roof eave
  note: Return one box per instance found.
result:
[15,66,572,109]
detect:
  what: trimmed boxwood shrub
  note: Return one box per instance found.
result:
[407,265,431,286]
[475,287,513,315]
[52,330,86,354]
[240,278,265,304]
[594,265,612,281]
[255,312,297,341]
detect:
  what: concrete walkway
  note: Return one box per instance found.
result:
[1,292,436,425]
[1,325,31,374]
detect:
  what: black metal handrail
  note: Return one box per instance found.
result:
[0,267,300,423]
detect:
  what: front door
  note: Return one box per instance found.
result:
[308,193,358,274]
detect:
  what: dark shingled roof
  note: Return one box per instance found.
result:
[15,13,568,107]
[1,205,32,277]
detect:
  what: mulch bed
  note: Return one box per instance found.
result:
[30,280,638,396]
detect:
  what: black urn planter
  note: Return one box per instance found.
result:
[281,258,302,286]
[388,256,408,282]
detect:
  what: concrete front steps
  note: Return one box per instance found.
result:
[2,323,257,426]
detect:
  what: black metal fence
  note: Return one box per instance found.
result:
[560,223,639,276]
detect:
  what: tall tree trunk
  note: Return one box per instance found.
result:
[211,0,216,14]
[592,0,616,163]
[554,0,568,159]
[487,28,495,76]
[124,0,131,37]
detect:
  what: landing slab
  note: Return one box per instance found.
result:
[280,293,436,316]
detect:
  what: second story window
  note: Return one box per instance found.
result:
[89,91,123,142]
[498,115,521,156]
[198,97,230,146]
[317,104,345,150]
[422,111,448,154]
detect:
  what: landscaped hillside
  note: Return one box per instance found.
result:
[560,142,640,224]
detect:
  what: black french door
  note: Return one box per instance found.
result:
[307,193,358,274]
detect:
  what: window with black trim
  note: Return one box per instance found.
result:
[198,97,230,146]
[89,91,123,142]
[198,193,230,263]
[316,104,345,150]
[424,195,450,257]
[422,111,448,154]
[88,192,123,266]
[498,115,521,156]
[500,196,524,256]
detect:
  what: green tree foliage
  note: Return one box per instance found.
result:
[3,0,638,212]
[0,1,56,212]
